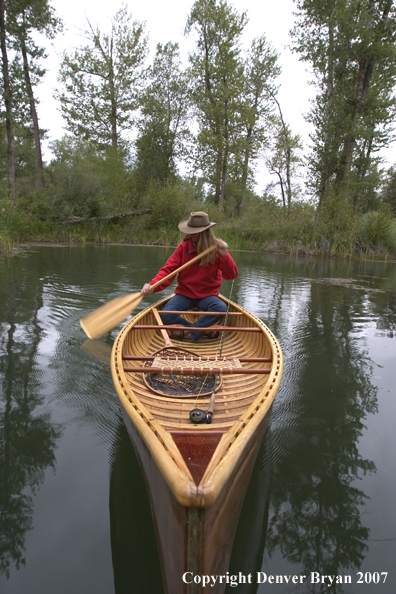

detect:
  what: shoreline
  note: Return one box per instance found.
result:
[10,241,396,264]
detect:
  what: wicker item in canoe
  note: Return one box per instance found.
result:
[111,294,283,594]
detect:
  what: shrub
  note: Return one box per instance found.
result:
[355,205,396,251]
[140,181,197,230]
[17,190,53,221]
[0,199,26,249]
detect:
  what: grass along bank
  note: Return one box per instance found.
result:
[1,192,396,260]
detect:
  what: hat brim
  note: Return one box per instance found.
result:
[178,219,217,234]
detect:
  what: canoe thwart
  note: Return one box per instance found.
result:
[123,365,271,375]
[122,355,273,363]
[157,310,243,316]
[133,324,261,332]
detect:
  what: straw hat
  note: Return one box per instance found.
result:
[178,211,216,234]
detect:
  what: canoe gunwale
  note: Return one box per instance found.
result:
[111,293,283,507]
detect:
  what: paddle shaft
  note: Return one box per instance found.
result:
[148,243,217,292]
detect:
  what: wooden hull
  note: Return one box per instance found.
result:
[111,294,283,593]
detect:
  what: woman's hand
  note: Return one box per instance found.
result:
[141,283,152,296]
[215,238,228,257]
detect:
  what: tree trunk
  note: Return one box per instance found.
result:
[0,0,16,200]
[338,0,391,183]
[20,33,45,188]
[109,39,118,151]
[58,208,152,224]
[316,19,335,208]
[239,141,250,216]
[219,98,229,206]
[272,93,292,213]
[285,146,292,213]
[215,149,222,204]
[271,170,286,210]
[339,57,375,181]
[219,148,227,206]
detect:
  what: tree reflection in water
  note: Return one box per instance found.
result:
[0,262,62,578]
[264,278,379,592]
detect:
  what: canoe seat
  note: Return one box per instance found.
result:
[152,355,243,372]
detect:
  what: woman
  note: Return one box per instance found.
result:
[141,211,238,341]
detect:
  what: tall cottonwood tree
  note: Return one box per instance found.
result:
[185,0,247,205]
[186,1,281,211]
[234,35,280,214]
[0,0,61,194]
[291,0,396,212]
[265,94,303,213]
[57,5,148,153]
[0,0,16,199]
[134,42,191,192]
[8,0,62,187]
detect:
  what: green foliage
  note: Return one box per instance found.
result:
[291,0,396,209]
[134,42,191,194]
[265,113,303,212]
[0,199,26,249]
[185,1,281,211]
[316,186,356,235]
[46,136,134,220]
[56,5,148,151]
[231,34,280,213]
[355,205,396,251]
[7,0,62,189]
[186,0,248,204]
[17,189,52,221]
[381,165,396,216]
[139,181,196,233]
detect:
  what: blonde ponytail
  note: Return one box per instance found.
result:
[183,228,217,266]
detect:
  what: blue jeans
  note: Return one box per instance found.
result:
[160,294,227,341]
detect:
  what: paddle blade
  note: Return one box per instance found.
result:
[80,339,112,365]
[80,292,142,339]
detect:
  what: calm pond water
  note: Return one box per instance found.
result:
[0,245,395,594]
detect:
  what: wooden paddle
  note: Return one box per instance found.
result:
[79,243,218,339]
[80,338,112,364]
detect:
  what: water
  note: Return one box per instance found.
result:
[0,245,395,593]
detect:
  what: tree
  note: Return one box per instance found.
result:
[381,165,396,216]
[186,2,281,212]
[57,5,148,153]
[134,42,191,193]
[265,95,303,213]
[291,0,396,212]
[233,35,280,214]
[7,0,62,188]
[47,135,134,219]
[185,0,247,205]
[0,0,16,199]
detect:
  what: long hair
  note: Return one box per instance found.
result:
[183,228,217,266]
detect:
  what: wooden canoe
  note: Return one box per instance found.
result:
[111,294,283,594]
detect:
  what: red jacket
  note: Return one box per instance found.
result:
[149,239,238,299]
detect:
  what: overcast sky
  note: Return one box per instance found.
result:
[35,0,394,191]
